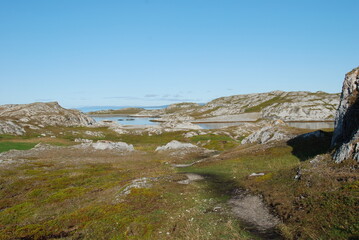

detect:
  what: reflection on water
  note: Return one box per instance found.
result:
[286,122,334,129]
[93,116,158,125]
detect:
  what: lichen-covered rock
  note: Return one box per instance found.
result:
[76,140,134,151]
[156,140,216,160]
[241,125,293,144]
[0,120,26,135]
[74,138,93,143]
[331,67,359,162]
[155,140,198,152]
[91,141,134,151]
[261,92,339,121]
[116,177,157,202]
[135,91,339,122]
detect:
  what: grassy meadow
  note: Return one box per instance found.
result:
[0,126,357,239]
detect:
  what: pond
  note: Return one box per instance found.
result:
[91,116,334,130]
[197,122,246,129]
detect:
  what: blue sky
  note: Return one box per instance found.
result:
[0,0,358,108]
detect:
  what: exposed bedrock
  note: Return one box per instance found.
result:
[331,67,359,162]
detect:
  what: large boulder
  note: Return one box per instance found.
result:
[331,67,359,162]
[74,140,134,152]
[155,140,198,152]
[91,141,134,151]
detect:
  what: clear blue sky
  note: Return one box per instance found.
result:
[0,0,358,108]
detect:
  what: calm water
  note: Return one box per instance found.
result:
[93,116,158,126]
[197,122,245,129]
[92,116,334,130]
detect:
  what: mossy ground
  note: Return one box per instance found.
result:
[0,126,357,239]
[0,141,37,153]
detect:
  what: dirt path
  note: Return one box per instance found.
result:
[175,170,283,239]
[228,189,282,239]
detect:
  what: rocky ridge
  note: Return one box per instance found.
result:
[0,102,95,135]
[132,91,339,122]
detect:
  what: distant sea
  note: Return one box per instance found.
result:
[74,105,168,113]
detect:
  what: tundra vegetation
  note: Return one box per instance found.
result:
[0,84,357,239]
[0,123,357,240]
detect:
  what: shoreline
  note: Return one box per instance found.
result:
[87,114,335,124]
[89,114,334,124]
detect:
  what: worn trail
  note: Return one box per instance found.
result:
[175,168,283,239]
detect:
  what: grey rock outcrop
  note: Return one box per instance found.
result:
[91,141,134,151]
[0,120,26,135]
[76,140,134,151]
[0,102,95,135]
[331,67,359,162]
[241,123,294,144]
[155,140,216,158]
[155,140,198,152]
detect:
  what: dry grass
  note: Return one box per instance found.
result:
[0,126,357,239]
[0,137,253,239]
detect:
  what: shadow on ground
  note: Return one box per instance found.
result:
[287,130,333,161]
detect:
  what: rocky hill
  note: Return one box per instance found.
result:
[0,102,95,135]
[332,66,359,162]
[134,91,340,122]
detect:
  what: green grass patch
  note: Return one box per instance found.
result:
[184,145,300,179]
[0,141,37,153]
[191,134,239,151]
[189,106,221,118]
[45,187,88,203]
[0,202,35,225]
[244,96,287,113]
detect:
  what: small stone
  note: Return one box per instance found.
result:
[249,173,265,177]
